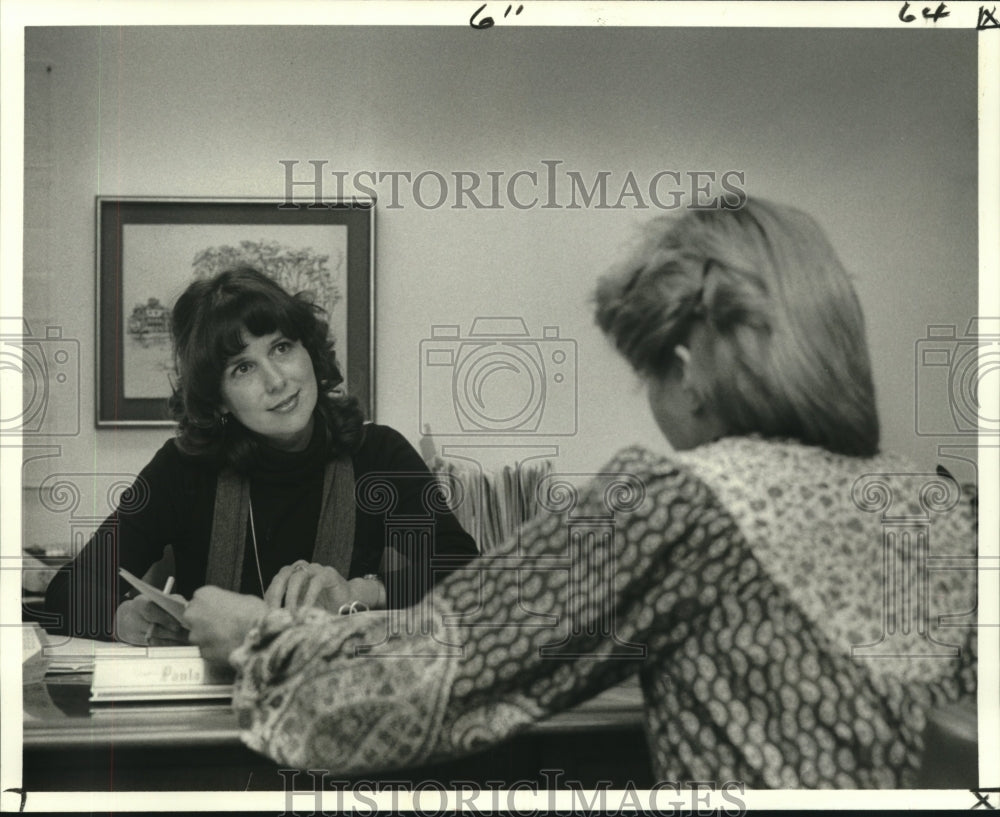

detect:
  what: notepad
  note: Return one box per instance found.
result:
[119,567,188,625]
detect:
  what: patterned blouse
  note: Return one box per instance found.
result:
[230,437,977,788]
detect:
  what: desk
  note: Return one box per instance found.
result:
[23,675,649,791]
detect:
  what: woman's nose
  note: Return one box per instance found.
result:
[261,361,287,391]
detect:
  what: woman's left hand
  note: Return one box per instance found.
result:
[264,561,352,613]
[183,586,268,665]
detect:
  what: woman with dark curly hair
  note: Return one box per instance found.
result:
[45,268,478,644]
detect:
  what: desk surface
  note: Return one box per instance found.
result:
[23,674,650,791]
[25,673,645,749]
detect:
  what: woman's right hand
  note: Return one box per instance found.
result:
[114,596,189,646]
[264,560,351,612]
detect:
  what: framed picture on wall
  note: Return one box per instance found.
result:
[96,197,374,427]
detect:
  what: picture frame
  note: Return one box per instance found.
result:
[96,197,374,427]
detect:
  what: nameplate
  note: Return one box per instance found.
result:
[91,651,234,702]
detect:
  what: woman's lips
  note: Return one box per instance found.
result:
[269,391,300,412]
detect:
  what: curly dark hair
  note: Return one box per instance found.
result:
[168,266,364,470]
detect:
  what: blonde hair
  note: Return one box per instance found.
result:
[594,199,880,456]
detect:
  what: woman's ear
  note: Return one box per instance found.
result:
[674,344,692,373]
[673,344,705,413]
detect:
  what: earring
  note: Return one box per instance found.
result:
[219,413,229,427]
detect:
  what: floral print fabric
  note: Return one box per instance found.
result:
[231,438,976,787]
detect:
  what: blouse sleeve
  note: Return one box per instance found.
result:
[231,448,725,774]
[43,442,182,639]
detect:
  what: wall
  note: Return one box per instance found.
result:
[19,26,979,545]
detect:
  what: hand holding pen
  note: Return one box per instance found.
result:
[144,576,175,643]
[114,575,190,647]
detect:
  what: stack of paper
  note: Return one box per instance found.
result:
[432,458,553,552]
[41,634,150,674]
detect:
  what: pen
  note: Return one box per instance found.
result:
[145,576,175,644]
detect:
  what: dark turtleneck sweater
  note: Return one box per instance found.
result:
[44,423,478,639]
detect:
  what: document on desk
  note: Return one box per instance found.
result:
[41,634,150,673]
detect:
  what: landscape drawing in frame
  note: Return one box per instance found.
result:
[96,197,374,426]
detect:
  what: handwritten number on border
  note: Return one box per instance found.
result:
[899,2,950,22]
[471,3,524,29]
